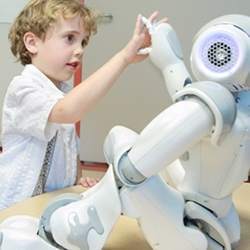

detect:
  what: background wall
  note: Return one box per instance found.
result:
[0,0,28,23]
[0,23,24,144]
[80,0,250,162]
[0,1,28,143]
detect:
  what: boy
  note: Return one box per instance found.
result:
[0,0,160,209]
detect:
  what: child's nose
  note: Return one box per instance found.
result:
[74,46,84,57]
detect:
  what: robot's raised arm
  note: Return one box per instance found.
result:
[147,21,192,99]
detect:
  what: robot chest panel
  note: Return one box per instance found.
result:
[181,112,250,197]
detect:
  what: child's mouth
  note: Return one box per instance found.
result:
[66,62,79,70]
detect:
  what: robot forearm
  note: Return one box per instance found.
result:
[149,22,192,98]
[162,63,192,99]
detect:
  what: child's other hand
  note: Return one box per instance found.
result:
[121,11,166,64]
[78,177,99,188]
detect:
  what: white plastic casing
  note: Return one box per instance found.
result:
[191,24,250,91]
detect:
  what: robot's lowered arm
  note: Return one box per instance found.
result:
[115,98,214,185]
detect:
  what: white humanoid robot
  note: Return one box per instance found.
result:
[1,14,250,250]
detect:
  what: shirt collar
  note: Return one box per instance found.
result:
[22,64,67,96]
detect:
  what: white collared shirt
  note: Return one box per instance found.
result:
[0,64,78,209]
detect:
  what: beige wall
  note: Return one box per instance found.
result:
[0,0,28,23]
[0,1,28,142]
[0,23,23,143]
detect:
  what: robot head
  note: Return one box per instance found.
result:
[191,15,250,92]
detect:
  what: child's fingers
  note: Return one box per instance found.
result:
[134,11,162,38]
[87,178,97,186]
[148,11,159,23]
[78,177,89,187]
[134,14,144,35]
[141,11,159,35]
[158,17,169,24]
[135,11,159,36]
[79,177,99,188]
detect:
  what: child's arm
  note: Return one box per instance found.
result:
[48,12,160,124]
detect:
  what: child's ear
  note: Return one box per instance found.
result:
[23,32,39,54]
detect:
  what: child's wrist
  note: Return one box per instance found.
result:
[118,49,131,66]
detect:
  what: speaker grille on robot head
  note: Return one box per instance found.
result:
[201,33,239,73]
[208,42,231,66]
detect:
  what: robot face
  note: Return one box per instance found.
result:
[191,16,250,92]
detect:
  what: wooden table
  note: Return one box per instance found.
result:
[0,184,249,250]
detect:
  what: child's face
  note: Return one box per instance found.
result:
[32,14,87,85]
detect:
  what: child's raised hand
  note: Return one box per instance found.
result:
[121,11,166,64]
[78,176,99,188]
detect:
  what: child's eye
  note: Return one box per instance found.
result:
[66,34,75,44]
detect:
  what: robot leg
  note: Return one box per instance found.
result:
[219,204,240,248]
[185,201,235,250]
[120,175,208,250]
[44,166,121,250]
[0,166,121,250]
[0,215,57,250]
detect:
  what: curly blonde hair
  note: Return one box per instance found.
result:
[9,0,97,65]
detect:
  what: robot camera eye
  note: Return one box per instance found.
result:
[208,42,232,68]
[199,32,239,73]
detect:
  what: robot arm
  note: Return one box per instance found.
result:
[112,81,236,185]
[114,97,214,184]
[146,21,192,99]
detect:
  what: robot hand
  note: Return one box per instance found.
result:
[139,16,183,67]
[140,16,192,98]
[149,22,184,70]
